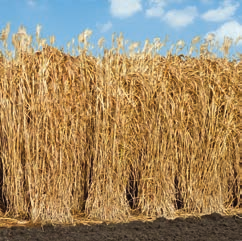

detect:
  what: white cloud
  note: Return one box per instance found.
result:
[109,0,142,18]
[26,0,48,10]
[206,20,242,45]
[145,0,166,18]
[163,6,198,28]
[27,0,36,6]
[201,0,240,22]
[97,21,113,33]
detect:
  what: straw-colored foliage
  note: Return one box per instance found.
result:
[0,24,241,224]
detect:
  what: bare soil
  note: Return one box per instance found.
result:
[0,213,241,241]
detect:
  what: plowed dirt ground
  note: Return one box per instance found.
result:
[0,212,241,241]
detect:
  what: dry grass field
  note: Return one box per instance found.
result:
[0,24,241,232]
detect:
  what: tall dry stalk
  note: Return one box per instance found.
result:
[0,24,240,224]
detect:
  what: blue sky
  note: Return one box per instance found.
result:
[0,0,241,58]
